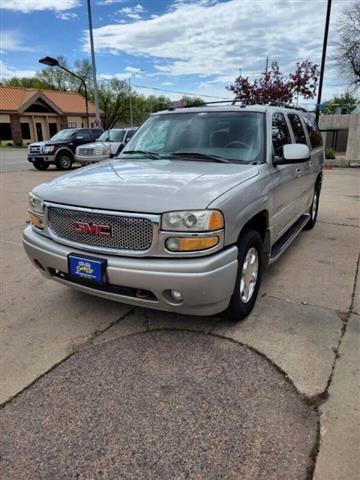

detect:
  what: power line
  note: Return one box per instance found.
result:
[132,83,232,100]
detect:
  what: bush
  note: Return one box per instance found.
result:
[325,147,336,159]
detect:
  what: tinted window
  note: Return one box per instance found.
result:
[21,123,31,140]
[272,113,291,156]
[303,115,323,148]
[288,114,307,145]
[75,131,91,140]
[0,123,12,140]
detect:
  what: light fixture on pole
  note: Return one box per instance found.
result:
[39,56,89,128]
[128,69,144,128]
[86,0,101,127]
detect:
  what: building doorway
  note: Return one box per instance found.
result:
[36,122,43,141]
[49,123,58,137]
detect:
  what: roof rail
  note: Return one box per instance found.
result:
[204,99,247,106]
[268,101,308,112]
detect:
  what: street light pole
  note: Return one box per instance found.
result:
[86,0,101,126]
[316,0,332,124]
[39,56,89,128]
[128,69,143,128]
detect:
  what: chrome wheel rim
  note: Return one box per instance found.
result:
[240,247,259,303]
[60,156,71,168]
[312,191,318,220]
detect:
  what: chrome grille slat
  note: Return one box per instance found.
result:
[29,145,42,154]
[47,207,154,251]
[78,148,94,156]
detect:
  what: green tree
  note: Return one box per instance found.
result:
[4,77,54,89]
[36,55,70,91]
[180,95,206,107]
[321,93,359,114]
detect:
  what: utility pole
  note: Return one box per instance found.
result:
[128,69,143,128]
[87,0,101,127]
[316,0,332,123]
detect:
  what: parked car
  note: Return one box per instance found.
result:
[24,103,323,321]
[75,128,137,166]
[27,128,103,171]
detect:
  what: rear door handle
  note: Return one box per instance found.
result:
[295,167,302,177]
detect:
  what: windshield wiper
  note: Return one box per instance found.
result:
[167,152,229,163]
[121,150,160,159]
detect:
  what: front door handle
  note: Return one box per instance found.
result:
[295,167,302,177]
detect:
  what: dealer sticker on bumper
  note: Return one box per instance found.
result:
[68,255,106,283]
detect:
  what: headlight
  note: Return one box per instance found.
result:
[44,145,55,153]
[162,210,224,232]
[95,146,109,155]
[29,192,44,214]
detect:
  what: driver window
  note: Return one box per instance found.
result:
[272,113,291,157]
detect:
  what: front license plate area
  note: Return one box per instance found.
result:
[68,254,107,284]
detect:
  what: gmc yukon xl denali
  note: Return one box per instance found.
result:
[24,104,323,321]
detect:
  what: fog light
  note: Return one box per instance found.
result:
[171,290,183,301]
[166,236,219,252]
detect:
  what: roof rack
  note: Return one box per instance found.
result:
[204,99,247,106]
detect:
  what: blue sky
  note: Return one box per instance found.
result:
[0,0,353,103]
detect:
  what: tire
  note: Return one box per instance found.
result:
[223,229,264,322]
[33,160,49,171]
[304,185,320,230]
[55,152,73,170]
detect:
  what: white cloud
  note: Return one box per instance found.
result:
[1,31,34,52]
[87,0,352,95]
[56,12,78,20]
[0,60,36,79]
[0,0,80,12]
[162,81,174,86]
[118,4,144,20]
[97,0,128,4]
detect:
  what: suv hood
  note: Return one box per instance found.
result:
[34,159,259,213]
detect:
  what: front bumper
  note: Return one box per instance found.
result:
[23,226,238,316]
[75,154,110,164]
[27,154,56,164]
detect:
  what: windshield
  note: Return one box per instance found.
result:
[50,129,76,141]
[97,130,125,142]
[121,112,265,163]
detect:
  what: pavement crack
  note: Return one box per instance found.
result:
[318,220,359,228]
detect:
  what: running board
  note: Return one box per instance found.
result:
[269,214,311,265]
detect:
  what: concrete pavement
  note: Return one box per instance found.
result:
[0,163,359,479]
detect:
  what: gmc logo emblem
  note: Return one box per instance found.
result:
[73,221,112,237]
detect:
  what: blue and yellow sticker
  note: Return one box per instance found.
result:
[68,255,104,282]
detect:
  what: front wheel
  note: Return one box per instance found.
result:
[304,186,320,230]
[33,160,49,171]
[223,229,264,322]
[55,152,73,170]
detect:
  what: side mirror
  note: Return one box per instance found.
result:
[274,144,310,165]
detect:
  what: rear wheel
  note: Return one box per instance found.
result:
[304,185,320,230]
[33,160,49,171]
[223,229,264,322]
[55,152,73,170]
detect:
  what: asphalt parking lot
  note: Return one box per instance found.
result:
[0,149,359,479]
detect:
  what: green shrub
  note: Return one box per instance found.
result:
[325,147,336,159]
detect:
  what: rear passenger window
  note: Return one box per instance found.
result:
[303,115,323,148]
[288,114,307,145]
[272,113,291,157]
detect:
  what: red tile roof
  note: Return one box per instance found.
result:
[0,85,98,114]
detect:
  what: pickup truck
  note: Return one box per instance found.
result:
[23,104,323,321]
[75,128,137,166]
[28,128,103,170]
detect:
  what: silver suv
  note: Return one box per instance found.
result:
[24,104,323,321]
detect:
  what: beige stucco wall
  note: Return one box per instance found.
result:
[319,113,360,161]
[0,114,11,123]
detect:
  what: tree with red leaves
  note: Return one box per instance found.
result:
[227,60,320,104]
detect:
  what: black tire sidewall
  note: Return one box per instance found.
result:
[33,160,49,171]
[224,229,264,322]
[304,185,320,230]
[56,152,73,170]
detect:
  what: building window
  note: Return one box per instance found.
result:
[0,123,12,141]
[49,123,58,137]
[20,123,31,140]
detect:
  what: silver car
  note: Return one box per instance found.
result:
[24,104,323,321]
[75,128,137,165]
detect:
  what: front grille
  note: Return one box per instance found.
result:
[78,148,94,156]
[29,145,42,154]
[47,207,154,251]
